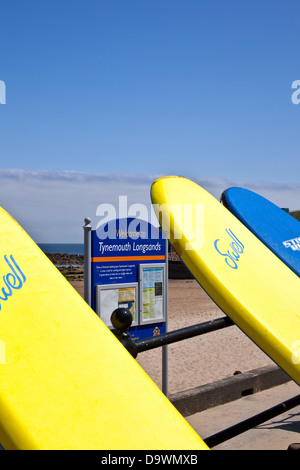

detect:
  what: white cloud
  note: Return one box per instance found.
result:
[0,169,298,243]
[193,176,300,211]
[0,169,157,242]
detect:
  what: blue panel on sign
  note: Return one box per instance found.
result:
[91,218,166,311]
[92,259,138,286]
[128,322,166,341]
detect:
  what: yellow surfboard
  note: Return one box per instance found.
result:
[0,206,208,450]
[151,176,300,386]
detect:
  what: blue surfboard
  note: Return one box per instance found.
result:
[221,187,300,277]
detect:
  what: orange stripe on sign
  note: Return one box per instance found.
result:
[91,255,166,262]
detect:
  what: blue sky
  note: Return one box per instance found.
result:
[0,0,299,242]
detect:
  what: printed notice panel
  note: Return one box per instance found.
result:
[139,265,165,324]
[95,283,138,328]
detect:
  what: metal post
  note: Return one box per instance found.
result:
[162,239,169,397]
[83,217,92,306]
[111,308,138,358]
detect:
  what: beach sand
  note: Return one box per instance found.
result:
[70,278,273,395]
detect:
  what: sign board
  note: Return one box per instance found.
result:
[88,218,168,340]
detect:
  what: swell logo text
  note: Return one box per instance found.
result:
[0,255,26,310]
[214,229,244,269]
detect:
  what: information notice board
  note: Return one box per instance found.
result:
[90,218,168,340]
[139,264,166,325]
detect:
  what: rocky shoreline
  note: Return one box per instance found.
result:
[45,253,84,281]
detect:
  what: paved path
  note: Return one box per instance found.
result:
[187,381,300,450]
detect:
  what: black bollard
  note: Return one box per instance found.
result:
[110,308,138,358]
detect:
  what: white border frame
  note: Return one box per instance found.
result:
[139,263,166,325]
[95,282,139,329]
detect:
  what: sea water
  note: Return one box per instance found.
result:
[38,243,84,255]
